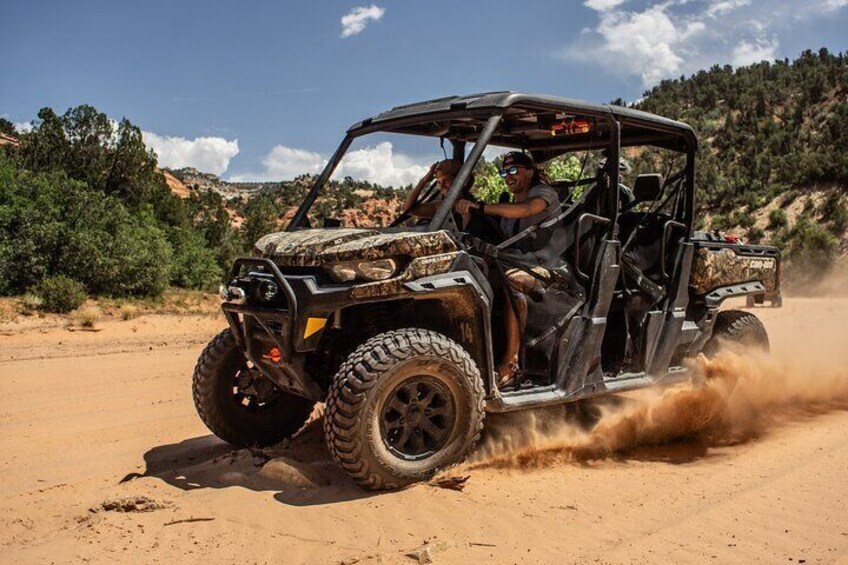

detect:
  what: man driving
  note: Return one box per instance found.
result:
[455,152,560,386]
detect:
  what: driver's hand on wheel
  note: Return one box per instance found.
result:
[455,199,478,215]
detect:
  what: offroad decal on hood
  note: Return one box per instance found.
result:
[690,247,778,294]
[254,229,458,267]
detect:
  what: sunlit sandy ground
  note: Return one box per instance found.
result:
[1,295,847,564]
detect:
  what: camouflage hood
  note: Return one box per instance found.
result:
[254,228,458,267]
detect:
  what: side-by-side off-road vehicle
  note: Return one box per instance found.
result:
[192,92,781,490]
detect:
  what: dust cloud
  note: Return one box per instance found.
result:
[458,335,848,473]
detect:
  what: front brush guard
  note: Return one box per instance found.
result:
[221,258,320,400]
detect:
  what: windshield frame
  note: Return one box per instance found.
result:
[285,100,695,235]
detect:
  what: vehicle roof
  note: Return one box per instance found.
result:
[348,91,697,154]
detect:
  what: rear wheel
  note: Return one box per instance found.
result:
[324,328,485,490]
[703,310,770,357]
[192,328,315,447]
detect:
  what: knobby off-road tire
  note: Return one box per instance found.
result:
[703,309,770,357]
[324,329,485,490]
[192,328,315,447]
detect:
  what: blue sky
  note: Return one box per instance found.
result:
[2,0,847,184]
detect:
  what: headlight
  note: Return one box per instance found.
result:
[357,258,397,280]
[324,258,398,283]
[325,263,357,283]
[258,280,279,302]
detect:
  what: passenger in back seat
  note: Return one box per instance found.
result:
[456,152,561,387]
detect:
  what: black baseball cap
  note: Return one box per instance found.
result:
[502,151,534,169]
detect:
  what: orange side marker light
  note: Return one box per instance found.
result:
[262,347,282,363]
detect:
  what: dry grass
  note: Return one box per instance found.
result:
[18,293,44,315]
[70,305,103,328]
[119,303,140,321]
[1,288,219,328]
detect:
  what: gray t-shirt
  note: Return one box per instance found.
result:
[500,183,560,238]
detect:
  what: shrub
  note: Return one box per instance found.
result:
[473,159,509,204]
[818,191,847,235]
[746,226,765,244]
[545,155,582,181]
[167,227,223,290]
[71,305,102,328]
[784,217,839,271]
[59,198,172,297]
[0,159,172,297]
[767,208,788,230]
[119,303,140,320]
[241,194,283,252]
[830,200,848,234]
[710,214,732,231]
[802,198,816,216]
[34,275,86,313]
[18,293,43,315]
[731,210,755,229]
[768,228,787,250]
[818,190,844,217]
[779,190,797,208]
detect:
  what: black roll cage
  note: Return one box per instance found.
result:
[286,92,697,240]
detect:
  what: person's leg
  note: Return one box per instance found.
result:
[497,269,534,385]
[497,286,520,383]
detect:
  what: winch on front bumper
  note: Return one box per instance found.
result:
[219,258,325,400]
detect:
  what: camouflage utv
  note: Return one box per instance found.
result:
[192,92,781,490]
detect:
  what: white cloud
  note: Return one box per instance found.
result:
[561,0,801,87]
[819,0,848,10]
[334,142,428,186]
[14,121,34,133]
[232,141,429,187]
[562,4,705,87]
[259,145,326,180]
[731,38,779,66]
[583,0,627,11]
[707,0,751,17]
[143,131,239,176]
[340,5,385,38]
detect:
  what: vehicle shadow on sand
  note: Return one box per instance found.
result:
[140,397,787,506]
[138,419,380,507]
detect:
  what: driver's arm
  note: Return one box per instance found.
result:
[458,197,548,219]
[408,200,440,218]
[403,163,438,213]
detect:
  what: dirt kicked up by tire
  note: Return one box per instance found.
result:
[192,328,315,447]
[324,328,485,490]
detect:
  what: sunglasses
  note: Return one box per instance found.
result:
[498,165,525,178]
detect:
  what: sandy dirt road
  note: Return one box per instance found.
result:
[1,299,847,564]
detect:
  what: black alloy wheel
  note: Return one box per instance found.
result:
[380,377,457,461]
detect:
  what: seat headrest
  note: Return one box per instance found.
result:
[633,174,663,202]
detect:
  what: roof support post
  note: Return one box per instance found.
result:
[431,113,503,230]
[286,135,353,231]
[606,116,621,240]
[684,147,696,240]
[451,140,466,163]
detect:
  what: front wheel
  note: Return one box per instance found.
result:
[192,328,315,447]
[324,329,485,490]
